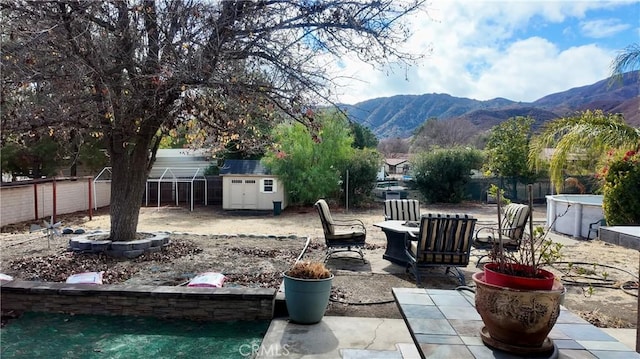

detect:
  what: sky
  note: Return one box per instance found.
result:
[330,0,639,105]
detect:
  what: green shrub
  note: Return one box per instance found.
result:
[413,148,484,203]
[600,150,640,225]
[204,163,220,175]
[262,111,353,205]
[487,184,511,206]
[341,148,382,206]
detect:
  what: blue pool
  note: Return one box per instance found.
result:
[1,312,269,358]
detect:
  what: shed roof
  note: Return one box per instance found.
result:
[219,160,271,175]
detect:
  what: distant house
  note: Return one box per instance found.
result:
[384,158,410,179]
[540,148,589,161]
[219,160,287,211]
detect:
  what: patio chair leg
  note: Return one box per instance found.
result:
[414,266,422,286]
[324,246,366,263]
[324,249,333,263]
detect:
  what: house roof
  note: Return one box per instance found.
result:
[149,148,211,180]
[540,148,588,161]
[385,158,408,166]
[155,148,209,158]
[219,160,271,175]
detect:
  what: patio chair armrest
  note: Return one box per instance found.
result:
[475,224,521,239]
[404,230,418,246]
[332,220,366,233]
[589,218,606,227]
[333,218,364,225]
[404,231,418,260]
[333,218,366,227]
[474,226,496,240]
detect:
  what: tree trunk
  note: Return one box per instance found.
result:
[108,141,153,241]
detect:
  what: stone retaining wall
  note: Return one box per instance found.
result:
[599,227,640,251]
[0,280,276,321]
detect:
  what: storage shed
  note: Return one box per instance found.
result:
[219,160,287,211]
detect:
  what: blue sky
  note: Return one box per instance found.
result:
[329,0,639,104]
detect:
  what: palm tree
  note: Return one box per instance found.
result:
[528,110,640,191]
[529,43,640,191]
[610,43,640,79]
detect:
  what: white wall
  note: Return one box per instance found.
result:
[1,178,111,227]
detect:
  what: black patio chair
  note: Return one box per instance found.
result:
[405,213,477,286]
[314,199,367,263]
[384,199,421,221]
[472,203,530,267]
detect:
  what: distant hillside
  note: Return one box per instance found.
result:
[610,97,640,127]
[340,94,516,138]
[460,107,560,131]
[533,73,638,111]
[342,71,639,138]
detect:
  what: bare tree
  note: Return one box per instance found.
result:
[377,137,410,157]
[1,0,425,240]
[410,117,478,152]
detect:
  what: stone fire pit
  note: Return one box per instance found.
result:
[68,231,170,258]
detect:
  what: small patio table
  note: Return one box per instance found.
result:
[373,220,420,266]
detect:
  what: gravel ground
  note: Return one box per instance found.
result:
[1,202,638,328]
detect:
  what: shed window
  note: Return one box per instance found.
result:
[261,179,276,193]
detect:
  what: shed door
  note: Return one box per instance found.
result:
[242,179,258,208]
[230,179,258,209]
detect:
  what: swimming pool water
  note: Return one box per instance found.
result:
[1,312,269,358]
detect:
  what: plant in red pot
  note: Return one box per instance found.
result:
[473,184,565,355]
[482,223,561,290]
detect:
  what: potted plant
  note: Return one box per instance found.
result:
[283,261,334,324]
[473,184,565,355]
[482,223,562,290]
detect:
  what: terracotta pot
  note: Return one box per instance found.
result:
[472,271,565,351]
[483,263,555,290]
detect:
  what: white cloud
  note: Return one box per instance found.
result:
[580,18,632,38]
[328,0,627,105]
[472,39,611,101]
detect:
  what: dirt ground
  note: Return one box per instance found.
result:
[1,202,638,328]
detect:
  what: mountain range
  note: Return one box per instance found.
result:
[340,71,639,139]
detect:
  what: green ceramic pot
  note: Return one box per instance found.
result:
[283,274,334,324]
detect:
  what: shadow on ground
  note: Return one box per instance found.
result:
[311,249,465,319]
